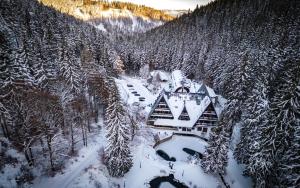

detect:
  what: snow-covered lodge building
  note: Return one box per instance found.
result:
[147,70,221,138]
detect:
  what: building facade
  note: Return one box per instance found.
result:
[147,70,220,139]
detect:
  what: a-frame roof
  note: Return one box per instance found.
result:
[150,91,212,128]
[178,102,190,120]
[147,90,174,119]
[198,84,217,98]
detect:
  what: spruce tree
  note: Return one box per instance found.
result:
[234,80,269,166]
[251,61,300,187]
[105,79,132,177]
[277,120,300,187]
[202,112,230,175]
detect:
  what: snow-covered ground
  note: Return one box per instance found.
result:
[60,127,222,188]
[27,74,252,188]
[115,75,157,113]
[0,138,27,188]
[32,132,106,188]
[156,135,207,161]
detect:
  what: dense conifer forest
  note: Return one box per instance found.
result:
[0,0,132,181]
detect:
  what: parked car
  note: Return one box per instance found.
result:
[156,150,176,162]
[182,148,203,159]
[127,84,133,87]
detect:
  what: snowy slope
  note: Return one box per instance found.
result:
[40,0,174,39]
[32,123,106,188]
[86,8,164,36]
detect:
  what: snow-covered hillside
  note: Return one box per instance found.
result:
[75,7,164,34]
[163,10,188,17]
[40,0,174,39]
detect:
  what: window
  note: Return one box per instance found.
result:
[182,127,187,131]
[197,127,202,131]
[187,128,191,132]
[203,127,208,132]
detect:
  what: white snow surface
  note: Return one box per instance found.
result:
[32,130,106,188]
[160,182,175,188]
[156,135,207,161]
[0,139,26,188]
[150,70,170,81]
[115,75,157,114]
[224,150,253,188]
[95,23,107,32]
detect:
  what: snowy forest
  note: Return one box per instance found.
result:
[1,0,132,182]
[118,0,300,186]
[0,0,299,187]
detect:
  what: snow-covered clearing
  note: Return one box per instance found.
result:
[156,135,207,161]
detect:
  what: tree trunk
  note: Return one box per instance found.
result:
[87,94,92,132]
[70,122,75,154]
[81,122,86,146]
[29,147,34,165]
[1,118,9,138]
[47,135,55,171]
[24,147,34,166]
[87,115,91,133]
[40,138,46,158]
[24,149,32,166]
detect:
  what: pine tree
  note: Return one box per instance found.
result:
[251,61,300,187]
[277,120,300,187]
[105,79,132,177]
[234,80,269,166]
[59,49,83,95]
[202,113,230,175]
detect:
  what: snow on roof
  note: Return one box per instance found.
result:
[198,84,217,98]
[206,85,217,97]
[150,70,169,81]
[158,71,169,81]
[168,70,210,93]
[170,70,191,91]
[154,93,212,128]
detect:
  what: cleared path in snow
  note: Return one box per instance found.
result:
[32,133,105,188]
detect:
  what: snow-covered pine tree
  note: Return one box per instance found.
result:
[113,55,125,75]
[251,61,300,187]
[235,85,270,186]
[275,70,300,187]
[59,49,83,95]
[277,116,300,187]
[234,78,269,166]
[105,79,133,177]
[201,112,230,175]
